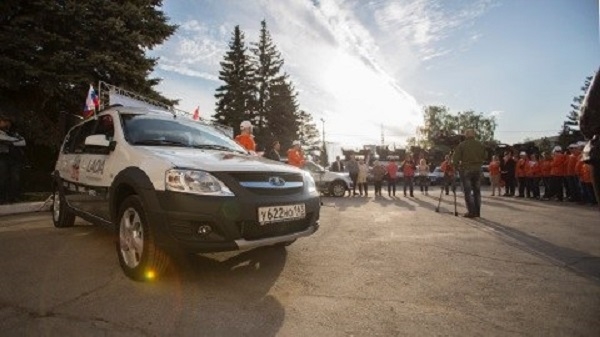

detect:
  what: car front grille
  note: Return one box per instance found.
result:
[228,172,304,196]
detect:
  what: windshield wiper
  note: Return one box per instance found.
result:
[133,139,189,147]
[191,144,246,154]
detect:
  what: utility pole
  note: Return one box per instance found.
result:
[380,123,384,146]
[320,118,326,166]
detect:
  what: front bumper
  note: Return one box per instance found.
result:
[144,190,320,253]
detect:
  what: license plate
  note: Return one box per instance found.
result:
[258,204,306,225]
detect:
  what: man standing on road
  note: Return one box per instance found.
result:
[453,129,486,218]
[346,154,359,196]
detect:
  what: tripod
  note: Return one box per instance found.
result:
[435,173,458,216]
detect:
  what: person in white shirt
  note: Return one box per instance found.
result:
[417,158,430,195]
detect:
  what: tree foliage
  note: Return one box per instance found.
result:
[558,75,592,147]
[0,0,177,148]
[213,25,256,135]
[413,105,498,149]
[214,21,318,151]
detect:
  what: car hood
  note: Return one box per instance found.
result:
[137,146,301,173]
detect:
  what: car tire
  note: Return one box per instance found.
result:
[116,195,170,282]
[329,181,347,197]
[52,186,75,228]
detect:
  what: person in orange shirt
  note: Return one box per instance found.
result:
[566,143,583,202]
[440,154,456,196]
[540,152,553,200]
[488,155,502,196]
[579,162,597,205]
[234,120,256,153]
[549,146,567,201]
[527,154,542,199]
[516,151,529,198]
[287,140,305,168]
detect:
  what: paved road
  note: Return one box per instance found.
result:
[0,189,599,336]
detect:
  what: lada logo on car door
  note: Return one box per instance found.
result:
[268,176,286,186]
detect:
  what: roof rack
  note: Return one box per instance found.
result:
[96,81,233,137]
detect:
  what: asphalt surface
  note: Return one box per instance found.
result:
[0,187,598,336]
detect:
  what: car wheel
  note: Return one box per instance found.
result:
[330,181,347,197]
[52,186,75,228]
[117,195,170,281]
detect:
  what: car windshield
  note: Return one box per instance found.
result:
[121,114,247,154]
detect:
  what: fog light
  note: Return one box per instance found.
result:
[197,225,213,235]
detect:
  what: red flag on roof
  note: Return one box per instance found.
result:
[192,106,200,120]
[83,84,99,118]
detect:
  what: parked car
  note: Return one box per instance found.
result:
[52,106,320,281]
[302,160,353,197]
[481,165,490,185]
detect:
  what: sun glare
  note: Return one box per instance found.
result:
[319,50,421,146]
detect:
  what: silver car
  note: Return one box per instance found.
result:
[302,160,353,197]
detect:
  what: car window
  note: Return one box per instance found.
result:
[94,115,115,140]
[70,120,97,154]
[121,114,245,153]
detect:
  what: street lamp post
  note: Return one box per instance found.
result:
[320,118,326,166]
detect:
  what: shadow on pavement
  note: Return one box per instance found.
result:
[160,246,288,336]
[469,218,600,285]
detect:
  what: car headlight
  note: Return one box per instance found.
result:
[166,169,234,196]
[303,171,317,193]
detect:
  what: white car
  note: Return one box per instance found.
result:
[302,160,353,197]
[52,106,320,281]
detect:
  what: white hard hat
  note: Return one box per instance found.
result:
[576,141,586,147]
[292,140,301,146]
[552,146,562,152]
[568,143,577,149]
[519,151,526,156]
[240,120,253,129]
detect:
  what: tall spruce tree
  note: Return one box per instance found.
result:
[296,110,320,153]
[250,20,287,147]
[263,75,300,150]
[214,26,256,135]
[558,75,592,147]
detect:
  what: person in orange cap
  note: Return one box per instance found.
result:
[235,120,256,153]
[579,161,597,205]
[566,143,583,202]
[527,154,541,199]
[287,140,305,168]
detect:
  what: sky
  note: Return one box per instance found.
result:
[149,0,600,148]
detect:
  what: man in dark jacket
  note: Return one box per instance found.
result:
[579,67,600,210]
[453,129,486,218]
[330,156,345,172]
[500,151,516,197]
[263,140,281,162]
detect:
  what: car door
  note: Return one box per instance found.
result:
[76,114,118,221]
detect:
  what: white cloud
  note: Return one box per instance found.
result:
[151,0,493,147]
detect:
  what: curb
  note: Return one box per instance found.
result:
[0,197,53,216]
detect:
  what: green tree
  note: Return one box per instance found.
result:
[213,25,257,135]
[0,0,177,147]
[296,110,320,153]
[558,75,592,147]
[262,76,300,150]
[250,20,290,147]
[0,0,176,192]
[413,105,497,151]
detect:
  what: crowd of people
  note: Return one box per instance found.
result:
[0,114,26,204]
[485,143,597,205]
